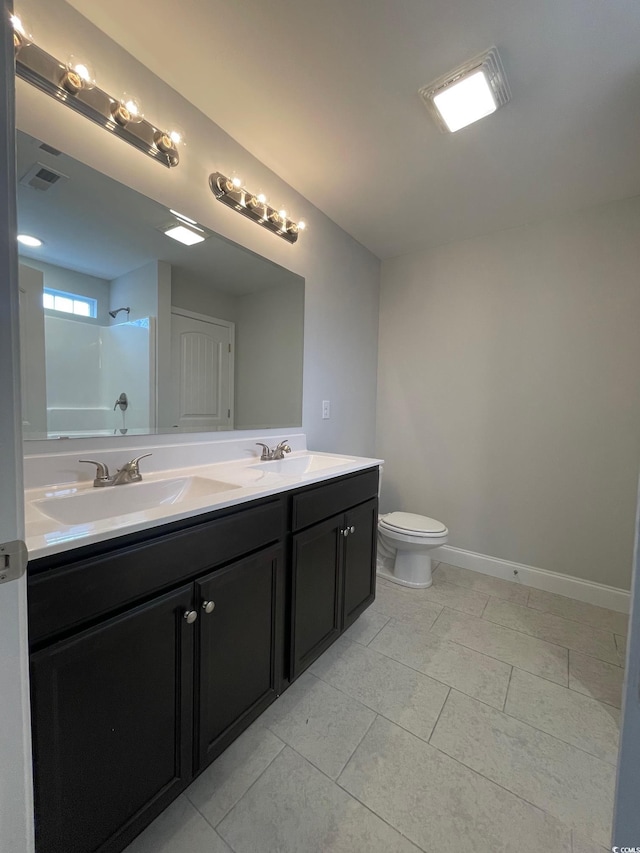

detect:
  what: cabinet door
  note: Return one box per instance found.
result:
[291,514,343,679]
[196,546,283,770]
[343,498,378,630]
[30,585,194,853]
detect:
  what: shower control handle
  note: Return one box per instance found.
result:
[114,392,128,412]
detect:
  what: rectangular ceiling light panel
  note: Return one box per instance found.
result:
[163,224,206,245]
[420,47,510,133]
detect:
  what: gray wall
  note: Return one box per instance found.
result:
[235,280,305,429]
[110,260,162,323]
[16,0,380,456]
[170,269,239,323]
[377,196,640,590]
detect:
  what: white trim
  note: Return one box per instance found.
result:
[431,544,631,614]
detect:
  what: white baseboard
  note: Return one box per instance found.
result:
[430,545,631,614]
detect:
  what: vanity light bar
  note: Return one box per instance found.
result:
[209,172,303,244]
[14,39,181,168]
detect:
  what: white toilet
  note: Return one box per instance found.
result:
[377,512,448,588]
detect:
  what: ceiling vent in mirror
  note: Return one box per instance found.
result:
[38,142,62,157]
[419,47,511,133]
[20,162,69,192]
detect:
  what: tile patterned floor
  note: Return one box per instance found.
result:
[124,562,627,853]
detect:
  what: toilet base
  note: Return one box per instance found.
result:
[376,552,434,589]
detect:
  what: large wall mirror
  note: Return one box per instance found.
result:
[16,130,304,439]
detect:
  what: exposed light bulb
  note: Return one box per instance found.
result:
[11,12,32,46]
[62,55,96,94]
[111,93,142,126]
[121,93,143,122]
[257,192,267,204]
[278,209,287,219]
[10,14,26,36]
[231,176,242,189]
[216,175,234,193]
[168,128,185,146]
[297,221,306,231]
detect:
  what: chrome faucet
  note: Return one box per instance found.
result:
[79,454,152,487]
[255,441,292,461]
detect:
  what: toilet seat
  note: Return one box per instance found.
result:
[379,512,447,537]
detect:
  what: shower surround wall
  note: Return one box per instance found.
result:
[44,315,153,433]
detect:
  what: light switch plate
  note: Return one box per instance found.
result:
[322,400,331,419]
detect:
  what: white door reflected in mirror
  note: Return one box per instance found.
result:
[168,310,233,432]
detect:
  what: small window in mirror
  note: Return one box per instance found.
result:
[43,288,97,318]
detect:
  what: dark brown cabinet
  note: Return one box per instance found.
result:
[30,585,194,853]
[290,513,344,678]
[27,467,378,853]
[342,498,378,629]
[196,546,283,769]
[290,496,378,679]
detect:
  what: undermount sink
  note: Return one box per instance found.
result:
[250,453,353,476]
[34,476,241,525]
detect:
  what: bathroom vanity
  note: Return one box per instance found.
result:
[25,448,380,853]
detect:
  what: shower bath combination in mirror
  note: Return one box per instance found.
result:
[16,130,305,440]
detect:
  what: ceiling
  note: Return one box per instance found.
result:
[16,130,301,294]
[67,0,640,259]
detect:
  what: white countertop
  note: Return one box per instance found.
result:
[25,450,382,562]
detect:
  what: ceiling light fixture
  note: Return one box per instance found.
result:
[210,172,304,244]
[419,47,511,133]
[163,223,207,246]
[17,234,43,247]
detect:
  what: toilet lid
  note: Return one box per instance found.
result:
[380,512,447,536]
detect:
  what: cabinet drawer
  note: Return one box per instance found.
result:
[29,498,284,646]
[291,468,379,532]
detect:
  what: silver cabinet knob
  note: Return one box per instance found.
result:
[349,525,356,534]
[202,600,215,614]
[342,528,349,537]
[183,610,198,624]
